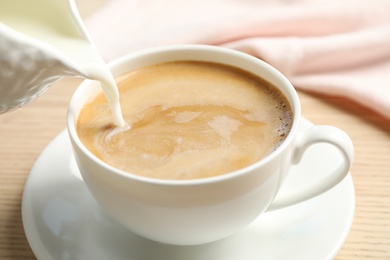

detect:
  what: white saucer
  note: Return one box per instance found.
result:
[22,118,355,260]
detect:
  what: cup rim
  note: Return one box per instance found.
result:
[67,44,301,186]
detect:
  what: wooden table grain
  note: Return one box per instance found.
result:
[0,1,389,259]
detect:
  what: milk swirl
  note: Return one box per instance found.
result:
[77,61,293,180]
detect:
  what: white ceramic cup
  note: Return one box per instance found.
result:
[67,44,354,246]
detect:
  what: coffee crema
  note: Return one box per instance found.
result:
[77,61,293,180]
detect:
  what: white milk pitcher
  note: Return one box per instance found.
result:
[0,0,124,126]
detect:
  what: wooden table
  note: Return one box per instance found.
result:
[1,1,390,259]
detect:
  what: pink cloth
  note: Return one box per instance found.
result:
[85,0,390,119]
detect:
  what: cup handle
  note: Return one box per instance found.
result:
[267,125,354,211]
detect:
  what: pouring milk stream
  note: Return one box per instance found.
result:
[0,0,125,127]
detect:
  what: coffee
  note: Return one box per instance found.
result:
[76,61,292,180]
